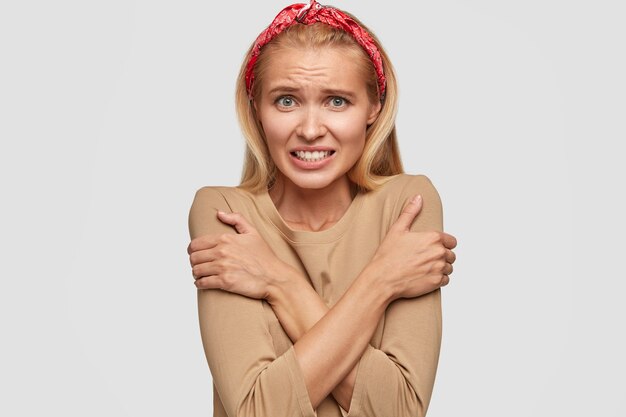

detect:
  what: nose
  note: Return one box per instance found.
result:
[295,107,328,141]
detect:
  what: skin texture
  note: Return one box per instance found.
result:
[188,45,458,411]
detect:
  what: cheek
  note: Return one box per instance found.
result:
[259,118,296,166]
[330,114,368,145]
[260,115,289,146]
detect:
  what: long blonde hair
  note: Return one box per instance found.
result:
[236,13,403,193]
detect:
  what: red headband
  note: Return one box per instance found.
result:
[245,0,386,102]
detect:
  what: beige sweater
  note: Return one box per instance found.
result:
[188,173,444,417]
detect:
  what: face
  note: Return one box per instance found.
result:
[254,46,381,192]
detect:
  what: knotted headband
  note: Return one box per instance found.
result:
[245,0,386,102]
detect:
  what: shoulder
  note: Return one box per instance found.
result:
[188,186,245,238]
[191,185,237,201]
[378,173,441,205]
[190,185,254,210]
[377,173,443,232]
[384,173,437,190]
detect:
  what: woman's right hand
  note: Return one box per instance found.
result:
[366,194,457,301]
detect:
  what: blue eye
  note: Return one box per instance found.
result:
[276,96,295,107]
[330,97,348,107]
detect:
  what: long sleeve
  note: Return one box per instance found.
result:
[344,175,444,417]
[189,187,317,417]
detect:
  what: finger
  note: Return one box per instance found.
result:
[191,261,220,280]
[441,232,458,250]
[189,247,219,267]
[440,275,450,287]
[391,194,423,232]
[445,249,457,264]
[187,235,220,255]
[443,262,453,275]
[217,211,256,234]
[194,275,223,290]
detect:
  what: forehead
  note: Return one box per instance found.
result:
[262,47,367,93]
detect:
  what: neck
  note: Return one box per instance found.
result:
[268,174,357,232]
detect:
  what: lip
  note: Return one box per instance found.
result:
[289,146,336,152]
[289,149,336,170]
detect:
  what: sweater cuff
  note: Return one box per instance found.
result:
[284,345,318,417]
[345,345,374,417]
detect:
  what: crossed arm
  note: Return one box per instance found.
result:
[188,178,457,416]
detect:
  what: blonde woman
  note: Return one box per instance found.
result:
[187,1,458,416]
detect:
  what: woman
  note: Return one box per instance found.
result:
[187,1,458,416]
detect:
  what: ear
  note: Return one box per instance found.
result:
[366,100,382,125]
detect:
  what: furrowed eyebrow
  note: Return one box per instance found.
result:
[321,89,356,99]
[266,86,357,99]
[267,86,299,96]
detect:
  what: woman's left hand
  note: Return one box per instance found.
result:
[187,211,292,299]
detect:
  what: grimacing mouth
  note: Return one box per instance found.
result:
[290,150,336,161]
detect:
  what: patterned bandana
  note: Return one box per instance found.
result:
[245,0,386,101]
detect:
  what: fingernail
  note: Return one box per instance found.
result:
[411,194,422,204]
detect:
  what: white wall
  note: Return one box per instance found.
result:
[1,0,624,415]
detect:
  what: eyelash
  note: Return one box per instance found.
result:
[274,95,351,108]
[275,96,296,107]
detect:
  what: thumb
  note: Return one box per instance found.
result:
[216,210,255,234]
[392,194,423,232]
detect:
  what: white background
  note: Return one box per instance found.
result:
[1,0,624,415]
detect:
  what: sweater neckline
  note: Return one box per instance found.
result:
[256,187,365,244]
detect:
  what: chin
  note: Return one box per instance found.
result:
[280,169,344,191]
[290,175,336,190]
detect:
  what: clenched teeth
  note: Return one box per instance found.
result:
[292,150,334,162]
